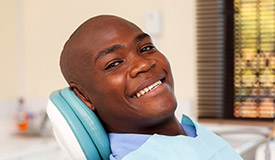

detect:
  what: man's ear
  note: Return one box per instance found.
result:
[69,84,96,111]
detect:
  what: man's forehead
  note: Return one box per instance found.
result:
[74,17,142,56]
[72,16,141,49]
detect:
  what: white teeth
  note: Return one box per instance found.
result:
[144,88,149,93]
[140,90,145,95]
[134,80,162,98]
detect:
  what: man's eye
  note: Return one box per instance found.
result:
[140,45,155,53]
[105,61,122,70]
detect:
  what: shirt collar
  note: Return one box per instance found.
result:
[108,115,197,160]
[108,133,151,160]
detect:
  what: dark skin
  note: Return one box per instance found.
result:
[60,15,186,136]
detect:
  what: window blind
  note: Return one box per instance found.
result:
[196,0,226,118]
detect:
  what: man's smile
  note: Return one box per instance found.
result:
[132,80,163,98]
[129,73,168,99]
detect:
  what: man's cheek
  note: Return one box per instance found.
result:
[109,74,125,87]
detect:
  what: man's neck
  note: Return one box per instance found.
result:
[108,115,187,136]
[154,116,187,136]
[134,116,187,136]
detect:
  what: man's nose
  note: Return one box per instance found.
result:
[129,56,156,78]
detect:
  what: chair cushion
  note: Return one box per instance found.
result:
[47,88,111,160]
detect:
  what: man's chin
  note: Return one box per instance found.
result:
[134,93,177,119]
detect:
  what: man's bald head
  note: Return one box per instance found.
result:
[60,15,142,85]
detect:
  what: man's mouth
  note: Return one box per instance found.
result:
[132,80,163,98]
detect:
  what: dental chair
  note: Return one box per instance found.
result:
[46,88,111,160]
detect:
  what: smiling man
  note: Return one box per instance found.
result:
[60,15,242,160]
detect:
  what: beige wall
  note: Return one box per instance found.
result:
[0,0,17,99]
[2,0,196,104]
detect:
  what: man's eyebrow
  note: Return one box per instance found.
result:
[94,33,149,63]
[94,44,123,63]
[134,33,150,43]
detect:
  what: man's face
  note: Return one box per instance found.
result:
[75,17,177,133]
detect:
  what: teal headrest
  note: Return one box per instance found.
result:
[48,88,111,160]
